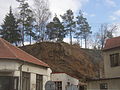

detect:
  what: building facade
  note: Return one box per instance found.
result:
[87,36,120,90]
[0,38,51,90]
[51,72,79,90]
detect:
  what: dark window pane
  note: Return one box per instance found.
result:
[54,81,62,90]
[0,76,18,90]
[0,77,10,90]
[100,83,108,90]
[22,72,30,90]
[36,74,43,90]
[110,53,119,67]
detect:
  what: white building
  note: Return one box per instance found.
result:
[0,38,51,90]
[51,72,79,90]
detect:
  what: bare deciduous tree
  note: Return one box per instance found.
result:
[92,24,117,49]
[33,0,51,42]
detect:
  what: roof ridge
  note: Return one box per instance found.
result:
[0,38,18,58]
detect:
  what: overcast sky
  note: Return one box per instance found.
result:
[0,0,120,35]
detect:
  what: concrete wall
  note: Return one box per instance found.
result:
[0,59,18,72]
[103,49,120,78]
[51,73,79,90]
[21,62,51,90]
[30,73,36,90]
[0,59,51,90]
[87,78,120,90]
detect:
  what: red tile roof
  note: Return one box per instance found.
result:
[0,38,49,67]
[103,36,120,51]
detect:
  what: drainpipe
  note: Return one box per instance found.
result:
[18,61,25,90]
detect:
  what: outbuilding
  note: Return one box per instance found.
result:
[51,72,79,90]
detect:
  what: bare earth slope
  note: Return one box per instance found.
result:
[20,42,101,79]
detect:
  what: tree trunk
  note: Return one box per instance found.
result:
[30,31,31,45]
[81,37,82,47]
[15,42,18,46]
[41,26,44,42]
[38,27,41,42]
[85,37,87,48]
[22,29,24,46]
[70,30,72,45]
[22,1,25,46]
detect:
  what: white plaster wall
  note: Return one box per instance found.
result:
[65,74,79,85]
[47,68,52,80]
[20,63,51,90]
[51,73,66,90]
[43,75,49,90]
[0,59,50,76]
[87,79,120,90]
[30,73,36,90]
[0,59,18,71]
[14,71,20,76]
[21,63,48,75]
[51,73,79,90]
[0,59,51,90]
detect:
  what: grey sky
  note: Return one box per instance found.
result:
[0,0,89,24]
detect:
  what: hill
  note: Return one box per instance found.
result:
[20,42,103,79]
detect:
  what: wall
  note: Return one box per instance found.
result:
[0,59,51,90]
[51,73,79,90]
[21,62,51,90]
[87,78,120,90]
[0,59,18,73]
[103,49,120,78]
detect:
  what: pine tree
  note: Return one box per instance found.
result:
[46,15,65,42]
[24,11,35,45]
[61,9,76,45]
[1,6,21,46]
[75,11,91,48]
[17,0,35,45]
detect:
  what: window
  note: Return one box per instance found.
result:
[36,74,43,90]
[22,72,30,90]
[0,76,18,90]
[67,82,70,86]
[55,81,62,90]
[110,53,119,67]
[0,76,11,90]
[100,83,108,90]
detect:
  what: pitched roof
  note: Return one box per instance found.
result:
[103,36,120,51]
[0,38,49,67]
